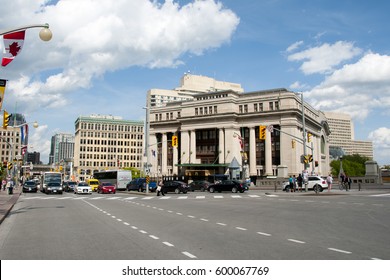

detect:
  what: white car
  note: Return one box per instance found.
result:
[74,182,92,195]
[283,176,328,192]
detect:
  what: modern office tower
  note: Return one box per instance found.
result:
[49,133,75,165]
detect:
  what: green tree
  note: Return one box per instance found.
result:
[330,154,369,177]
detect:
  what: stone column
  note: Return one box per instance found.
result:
[172,133,178,175]
[190,130,196,163]
[219,128,225,164]
[162,133,167,176]
[265,129,272,176]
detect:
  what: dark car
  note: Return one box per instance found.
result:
[188,180,210,192]
[162,181,189,194]
[127,178,157,192]
[207,180,249,193]
[97,182,116,194]
[63,181,77,192]
[22,180,38,193]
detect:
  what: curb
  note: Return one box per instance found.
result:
[0,191,21,225]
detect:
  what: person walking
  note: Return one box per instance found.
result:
[326,174,333,191]
[156,179,165,196]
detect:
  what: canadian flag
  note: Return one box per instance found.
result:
[2,30,25,67]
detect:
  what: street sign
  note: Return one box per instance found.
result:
[267,125,274,132]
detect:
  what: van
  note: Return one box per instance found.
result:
[87,179,100,192]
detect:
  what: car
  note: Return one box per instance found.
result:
[45,182,63,194]
[97,182,116,194]
[127,178,157,192]
[87,179,100,192]
[207,180,249,193]
[282,175,328,192]
[22,180,38,193]
[161,180,189,194]
[188,180,210,192]
[74,182,92,195]
[63,181,77,192]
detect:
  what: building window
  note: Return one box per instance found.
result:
[269,102,274,111]
[254,103,258,112]
[239,105,243,113]
[195,108,198,116]
[244,104,248,113]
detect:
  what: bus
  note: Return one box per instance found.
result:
[93,170,132,191]
[40,172,62,193]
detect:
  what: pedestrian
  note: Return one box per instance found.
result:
[344,174,351,191]
[326,174,333,191]
[297,174,303,192]
[156,179,165,196]
[288,176,294,192]
[292,175,297,192]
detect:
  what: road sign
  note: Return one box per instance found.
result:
[267,125,274,132]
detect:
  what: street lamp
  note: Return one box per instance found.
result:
[0,23,52,41]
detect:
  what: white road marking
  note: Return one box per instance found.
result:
[214,196,223,198]
[236,227,247,231]
[187,215,196,218]
[248,195,260,198]
[139,230,148,234]
[328,248,352,254]
[288,239,306,244]
[178,196,188,199]
[123,222,130,226]
[231,195,241,198]
[196,196,205,199]
[217,223,227,226]
[200,218,209,222]
[163,242,174,247]
[257,232,272,236]
[142,197,154,200]
[149,235,159,240]
[123,197,137,200]
[182,251,197,259]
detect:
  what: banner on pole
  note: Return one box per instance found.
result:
[0,79,6,111]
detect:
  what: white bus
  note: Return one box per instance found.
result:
[40,172,62,193]
[93,170,132,191]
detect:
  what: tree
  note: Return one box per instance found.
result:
[330,154,369,177]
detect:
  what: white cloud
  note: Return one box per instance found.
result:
[286,40,304,53]
[1,0,239,163]
[368,127,390,164]
[2,0,239,107]
[288,41,362,74]
[306,53,390,121]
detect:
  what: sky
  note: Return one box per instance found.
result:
[1,0,389,166]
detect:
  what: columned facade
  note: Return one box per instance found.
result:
[148,89,331,181]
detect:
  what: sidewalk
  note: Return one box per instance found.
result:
[0,187,21,225]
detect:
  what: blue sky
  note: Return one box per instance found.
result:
[1,0,389,165]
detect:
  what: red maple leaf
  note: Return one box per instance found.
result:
[9,42,22,56]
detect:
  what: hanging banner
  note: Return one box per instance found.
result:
[0,79,6,111]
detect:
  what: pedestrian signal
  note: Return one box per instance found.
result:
[172,136,178,147]
[3,110,12,129]
[259,125,266,140]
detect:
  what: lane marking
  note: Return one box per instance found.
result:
[182,251,197,259]
[149,235,159,240]
[214,196,223,198]
[139,230,148,234]
[217,223,227,226]
[163,242,174,247]
[288,239,306,244]
[257,232,272,236]
[328,248,352,254]
[178,196,188,199]
[236,227,247,231]
[200,218,209,222]
[196,196,206,199]
[123,222,130,226]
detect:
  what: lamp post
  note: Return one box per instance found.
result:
[143,106,150,194]
[0,23,52,41]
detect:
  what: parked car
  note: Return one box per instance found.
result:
[22,180,38,193]
[188,180,210,192]
[97,182,116,194]
[162,181,189,194]
[207,180,249,193]
[127,178,157,192]
[282,175,328,192]
[63,181,77,192]
[74,182,92,195]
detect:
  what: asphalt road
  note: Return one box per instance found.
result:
[0,189,389,260]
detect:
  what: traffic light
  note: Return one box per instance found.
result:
[172,135,178,147]
[307,132,312,143]
[2,161,7,169]
[259,125,266,140]
[3,110,12,129]
[315,160,319,167]
[291,140,296,149]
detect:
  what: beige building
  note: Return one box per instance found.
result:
[0,127,23,164]
[74,114,144,181]
[148,88,331,181]
[147,73,244,108]
[324,112,373,159]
